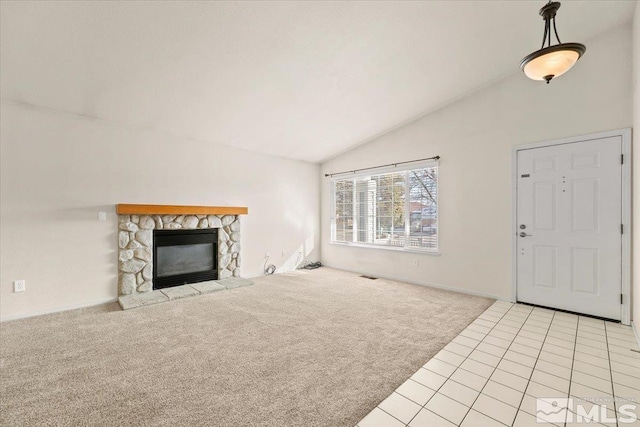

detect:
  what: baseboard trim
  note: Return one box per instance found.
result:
[0,297,118,323]
[321,265,506,301]
[404,279,505,301]
[632,321,640,348]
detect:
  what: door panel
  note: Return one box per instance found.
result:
[533,246,556,288]
[571,152,599,169]
[516,136,622,320]
[571,178,598,231]
[570,247,598,294]
[533,182,556,230]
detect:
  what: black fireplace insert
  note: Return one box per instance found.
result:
[152,229,218,289]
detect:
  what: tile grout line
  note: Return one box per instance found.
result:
[511,308,557,427]
[571,348,621,372]
[561,313,580,427]
[374,304,513,427]
[503,313,604,412]
[373,405,409,426]
[458,311,624,424]
[605,351,640,370]
[454,304,525,425]
[404,302,514,426]
[603,321,620,427]
[606,326,640,376]
[358,307,637,427]
[457,303,538,427]
[485,305,554,422]
[361,307,637,427]
[549,318,628,403]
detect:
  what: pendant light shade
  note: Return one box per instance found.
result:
[520,2,585,84]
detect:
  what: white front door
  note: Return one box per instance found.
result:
[516,136,622,320]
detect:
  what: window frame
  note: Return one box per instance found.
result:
[329,160,440,254]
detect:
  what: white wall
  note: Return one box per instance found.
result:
[0,101,320,320]
[633,1,640,329]
[321,24,633,301]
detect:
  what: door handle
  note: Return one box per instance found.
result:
[519,232,532,237]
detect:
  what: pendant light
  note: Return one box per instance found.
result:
[520,1,586,84]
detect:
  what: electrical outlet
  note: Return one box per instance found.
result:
[412,259,419,267]
[98,211,107,221]
[282,250,286,258]
[14,280,26,292]
[265,252,270,258]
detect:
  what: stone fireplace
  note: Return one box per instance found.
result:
[116,205,247,297]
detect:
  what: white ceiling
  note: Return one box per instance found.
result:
[1,1,635,163]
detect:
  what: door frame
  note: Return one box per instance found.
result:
[511,128,632,325]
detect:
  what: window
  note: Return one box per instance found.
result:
[331,163,438,252]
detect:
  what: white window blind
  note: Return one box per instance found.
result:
[331,163,438,252]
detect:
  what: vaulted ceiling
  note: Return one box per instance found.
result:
[1,1,635,162]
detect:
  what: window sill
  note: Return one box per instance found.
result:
[329,241,441,256]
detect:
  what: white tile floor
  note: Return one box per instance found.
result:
[357,301,640,427]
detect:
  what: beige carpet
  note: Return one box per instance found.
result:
[0,268,493,427]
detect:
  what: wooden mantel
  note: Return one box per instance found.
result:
[116,204,248,216]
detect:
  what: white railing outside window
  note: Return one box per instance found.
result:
[330,162,438,252]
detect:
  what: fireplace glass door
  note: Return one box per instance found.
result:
[153,229,218,289]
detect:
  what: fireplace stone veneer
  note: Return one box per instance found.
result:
[117,214,241,296]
